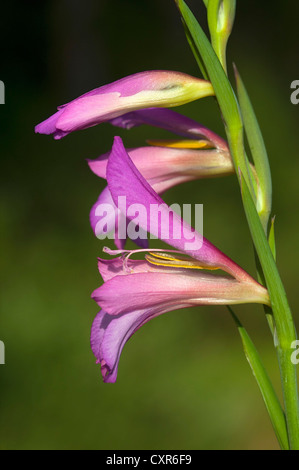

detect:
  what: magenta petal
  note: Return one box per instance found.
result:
[90,186,120,238]
[35,109,69,140]
[90,186,127,250]
[92,268,269,315]
[87,152,109,179]
[106,137,186,246]
[89,146,223,194]
[121,146,233,193]
[90,308,153,383]
[109,108,227,150]
[92,272,196,314]
[90,185,148,250]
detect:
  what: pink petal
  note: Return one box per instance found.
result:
[35,71,214,139]
[91,304,183,383]
[109,108,228,150]
[92,270,269,316]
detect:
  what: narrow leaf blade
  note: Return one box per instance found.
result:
[268,217,277,261]
[235,65,272,231]
[228,307,289,450]
[240,171,295,344]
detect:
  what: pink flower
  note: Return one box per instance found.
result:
[90,137,269,382]
[88,110,233,248]
[35,71,214,139]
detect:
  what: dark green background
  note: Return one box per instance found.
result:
[1,0,298,450]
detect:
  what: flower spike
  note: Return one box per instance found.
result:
[89,137,270,382]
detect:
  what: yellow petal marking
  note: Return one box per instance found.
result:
[145,252,220,271]
[146,139,214,149]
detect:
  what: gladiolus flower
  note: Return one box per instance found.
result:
[89,142,233,247]
[35,71,214,140]
[90,137,270,382]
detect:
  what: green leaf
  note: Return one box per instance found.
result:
[228,307,289,450]
[235,65,272,232]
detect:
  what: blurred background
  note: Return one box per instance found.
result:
[0,0,298,450]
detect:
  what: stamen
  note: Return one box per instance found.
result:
[102,246,187,273]
[146,252,220,271]
[103,246,220,271]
